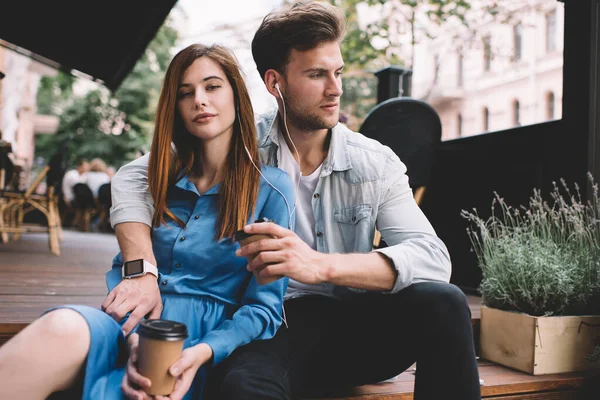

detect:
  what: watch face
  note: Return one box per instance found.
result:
[125,259,144,276]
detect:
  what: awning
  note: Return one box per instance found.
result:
[0,0,178,91]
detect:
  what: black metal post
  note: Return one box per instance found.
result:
[374,65,413,104]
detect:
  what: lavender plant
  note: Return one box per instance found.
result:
[462,173,600,316]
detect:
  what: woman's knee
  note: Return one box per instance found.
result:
[37,309,91,348]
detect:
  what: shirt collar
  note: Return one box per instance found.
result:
[174,172,220,196]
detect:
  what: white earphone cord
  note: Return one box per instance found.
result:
[239,90,301,330]
[276,85,303,217]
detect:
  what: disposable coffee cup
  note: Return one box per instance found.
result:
[137,319,188,396]
[235,218,281,285]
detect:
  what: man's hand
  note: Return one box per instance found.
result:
[236,222,331,285]
[102,274,162,336]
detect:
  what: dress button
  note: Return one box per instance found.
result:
[194,215,199,219]
[316,231,323,237]
[162,280,167,285]
[180,237,185,241]
[313,193,320,199]
[175,263,181,268]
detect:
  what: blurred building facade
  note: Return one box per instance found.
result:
[410,1,564,140]
[0,46,58,185]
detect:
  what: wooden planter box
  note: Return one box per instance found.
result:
[480,306,600,375]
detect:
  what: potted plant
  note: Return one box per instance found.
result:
[462,174,600,375]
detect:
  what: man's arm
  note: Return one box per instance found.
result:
[238,224,396,291]
[103,155,161,335]
[371,155,451,292]
[239,155,450,293]
[113,222,156,265]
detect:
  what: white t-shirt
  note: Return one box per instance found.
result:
[278,136,322,250]
[61,169,85,203]
[86,171,111,197]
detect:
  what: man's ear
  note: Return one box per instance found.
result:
[264,69,281,98]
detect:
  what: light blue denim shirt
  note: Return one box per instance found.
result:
[110,109,451,300]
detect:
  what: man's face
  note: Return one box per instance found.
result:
[279,41,344,132]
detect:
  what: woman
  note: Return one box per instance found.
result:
[0,44,294,400]
[85,157,111,198]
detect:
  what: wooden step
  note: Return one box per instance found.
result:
[305,359,599,399]
[1,232,599,399]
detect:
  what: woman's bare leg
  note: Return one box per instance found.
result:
[0,309,90,399]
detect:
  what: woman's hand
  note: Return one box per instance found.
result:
[121,333,153,400]
[155,343,213,400]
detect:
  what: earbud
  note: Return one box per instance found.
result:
[275,82,284,101]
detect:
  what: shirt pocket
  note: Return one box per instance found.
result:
[333,204,374,253]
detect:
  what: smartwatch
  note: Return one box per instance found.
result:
[122,259,159,279]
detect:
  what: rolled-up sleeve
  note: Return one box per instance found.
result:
[374,154,451,293]
[110,154,154,228]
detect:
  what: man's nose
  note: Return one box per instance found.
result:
[326,75,343,97]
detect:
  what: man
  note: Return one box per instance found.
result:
[61,158,88,205]
[105,2,480,399]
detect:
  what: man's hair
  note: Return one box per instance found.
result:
[252,1,346,80]
[75,158,88,167]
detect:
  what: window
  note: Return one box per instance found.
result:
[408,0,564,140]
[547,92,555,120]
[483,107,489,132]
[458,113,463,136]
[483,36,492,72]
[546,10,557,52]
[458,52,464,87]
[513,100,521,126]
[514,24,522,61]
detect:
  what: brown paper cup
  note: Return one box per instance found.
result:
[136,320,188,396]
[236,233,282,285]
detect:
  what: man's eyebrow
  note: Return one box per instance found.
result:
[178,76,225,88]
[302,65,345,74]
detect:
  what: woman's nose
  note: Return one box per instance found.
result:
[194,92,208,109]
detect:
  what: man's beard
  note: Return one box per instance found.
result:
[283,94,338,132]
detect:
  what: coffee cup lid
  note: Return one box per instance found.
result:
[138,319,188,341]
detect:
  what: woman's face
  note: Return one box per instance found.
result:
[177,57,236,143]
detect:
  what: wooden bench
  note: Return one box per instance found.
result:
[304,359,599,399]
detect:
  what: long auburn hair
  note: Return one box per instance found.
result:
[148,44,260,240]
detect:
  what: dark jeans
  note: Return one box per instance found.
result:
[205,282,481,400]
